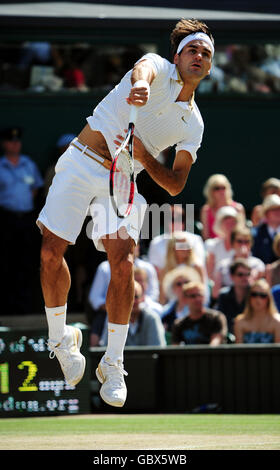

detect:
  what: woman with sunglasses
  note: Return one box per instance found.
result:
[234,279,280,343]
[200,173,245,240]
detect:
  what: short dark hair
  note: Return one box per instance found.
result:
[229,258,251,276]
[170,18,214,58]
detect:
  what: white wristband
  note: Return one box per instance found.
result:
[133,80,150,99]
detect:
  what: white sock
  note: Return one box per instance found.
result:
[105,322,129,364]
[45,304,67,344]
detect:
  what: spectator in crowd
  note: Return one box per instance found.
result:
[147,204,206,277]
[0,126,44,314]
[157,230,207,303]
[160,265,202,341]
[205,205,240,280]
[100,281,166,347]
[234,279,280,343]
[88,243,159,345]
[212,226,265,299]
[44,133,76,197]
[200,173,245,240]
[265,233,280,287]
[252,194,280,264]
[215,258,252,334]
[251,177,280,227]
[171,281,228,346]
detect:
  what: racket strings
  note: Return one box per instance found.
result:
[114,151,132,209]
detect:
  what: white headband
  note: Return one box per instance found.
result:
[177,32,214,56]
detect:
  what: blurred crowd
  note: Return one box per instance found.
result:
[1,127,280,348]
[0,41,280,95]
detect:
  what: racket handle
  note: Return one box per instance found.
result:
[129,105,138,125]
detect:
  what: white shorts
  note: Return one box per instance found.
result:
[37,143,147,251]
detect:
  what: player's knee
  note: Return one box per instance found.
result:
[40,239,64,272]
[110,253,134,281]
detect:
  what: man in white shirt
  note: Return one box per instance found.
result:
[36,18,215,407]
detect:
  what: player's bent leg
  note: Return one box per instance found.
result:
[40,225,86,386]
[96,229,135,407]
[40,226,70,308]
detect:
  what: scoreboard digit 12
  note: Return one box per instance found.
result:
[0,325,91,417]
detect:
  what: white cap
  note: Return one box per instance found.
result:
[213,206,238,234]
[262,194,280,214]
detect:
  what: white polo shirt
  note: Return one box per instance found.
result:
[87,53,204,176]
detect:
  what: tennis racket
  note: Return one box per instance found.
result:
[109,105,138,218]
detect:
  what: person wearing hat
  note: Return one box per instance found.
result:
[0,126,44,314]
[251,177,280,227]
[160,265,202,342]
[252,194,280,264]
[204,205,241,281]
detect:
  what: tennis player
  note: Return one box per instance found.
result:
[37,18,214,407]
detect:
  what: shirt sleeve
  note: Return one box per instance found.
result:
[144,311,167,346]
[88,262,110,310]
[135,53,170,79]
[175,118,204,163]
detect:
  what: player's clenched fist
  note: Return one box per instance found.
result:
[126,80,150,107]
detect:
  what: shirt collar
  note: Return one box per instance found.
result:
[170,65,195,110]
[267,225,280,237]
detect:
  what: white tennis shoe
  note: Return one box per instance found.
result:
[96,355,128,407]
[48,325,86,386]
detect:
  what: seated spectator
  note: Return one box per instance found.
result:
[252,194,280,264]
[234,279,280,343]
[265,233,280,287]
[215,258,252,334]
[212,226,265,298]
[200,174,245,240]
[161,265,204,340]
[251,177,280,227]
[171,282,228,346]
[134,267,163,317]
[100,281,166,347]
[0,126,44,314]
[158,230,207,303]
[147,204,206,278]
[205,205,240,280]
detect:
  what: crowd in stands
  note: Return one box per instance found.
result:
[1,127,280,348]
[1,41,280,95]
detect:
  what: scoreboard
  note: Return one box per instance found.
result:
[0,325,91,417]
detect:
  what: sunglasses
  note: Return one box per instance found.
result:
[213,186,226,191]
[235,239,251,245]
[250,292,268,299]
[174,280,188,287]
[184,293,203,299]
[235,272,251,277]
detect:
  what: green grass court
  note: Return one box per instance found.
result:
[0,414,279,450]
